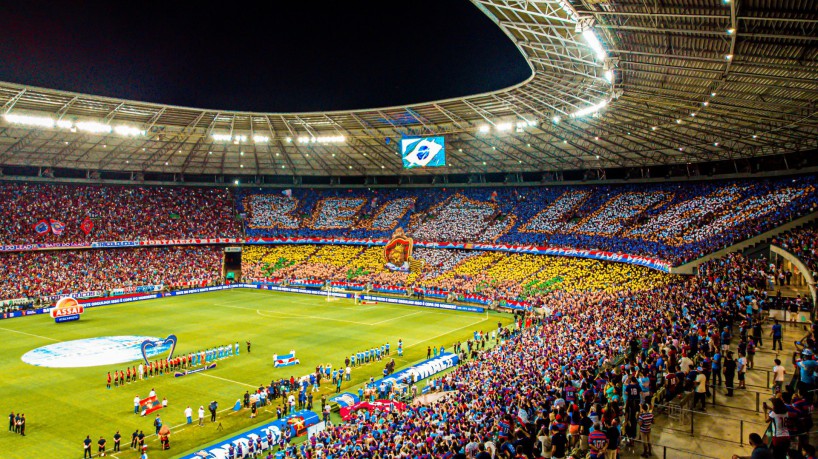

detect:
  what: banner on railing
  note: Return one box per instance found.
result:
[288,280,325,288]
[361,295,483,313]
[0,297,30,307]
[372,284,406,295]
[329,281,365,291]
[109,285,163,296]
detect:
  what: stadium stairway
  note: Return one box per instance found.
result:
[643,324,814,458]
[672,211,818,275]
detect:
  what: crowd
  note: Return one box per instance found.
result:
[774,223,818,277]
[0,246,222,301]
[409,195,510,243]
[0,182,240,245]
[237,175,818,265]
[293,248,815,459]
[240,245,677,309]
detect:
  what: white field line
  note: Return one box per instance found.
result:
[369,310,423,325]
[405,316,490,349]
[194,372,259,389]
[254,308,372,326]
[0,326,60,342]
[217,290,471,316]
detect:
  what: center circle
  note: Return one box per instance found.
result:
[21,335,172,368]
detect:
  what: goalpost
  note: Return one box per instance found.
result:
[325,286,343,302]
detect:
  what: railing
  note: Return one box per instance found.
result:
[652,402,770,445]
[617,438,724,459]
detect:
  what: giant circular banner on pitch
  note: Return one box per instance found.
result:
[21,335,172,368]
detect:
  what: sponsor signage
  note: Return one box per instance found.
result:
[179,410,319,459]
[50,297,84,323]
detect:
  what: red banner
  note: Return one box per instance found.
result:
[339,400,406,421]
[80,217,94,235]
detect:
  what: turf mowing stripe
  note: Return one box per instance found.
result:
[0,326,61,342]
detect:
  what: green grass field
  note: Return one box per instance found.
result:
[0,289,511,459]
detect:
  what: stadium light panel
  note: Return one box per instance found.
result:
[478,125,490,133]
[253,135,269,143]
[212,133,232,142]
[570,100,608,118]
[582,29,607,61]
[56,120,73,129]
[497,122,512,132]
[4,113,55,128]
[114,125,145,137]
[603,69,614,83]
[76,121,112,134]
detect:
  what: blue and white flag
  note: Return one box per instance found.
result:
[273,351,300,367]
[329,392,360,408]
[401,136,445,168]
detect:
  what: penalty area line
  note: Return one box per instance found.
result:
[254,308,372,325]
[369,310,423,325]
[405,316,489,349]
[193,372,259,389]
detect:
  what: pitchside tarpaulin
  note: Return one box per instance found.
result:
[179,410,319,459]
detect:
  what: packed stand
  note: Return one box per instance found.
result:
[0,246,222,301]
[0,182,240,245]
[240,245,675,307]
[238,175,818,265]
[774,223,818,277]
[299,251,802,459]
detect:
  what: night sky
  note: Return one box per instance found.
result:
[0,0,531,112]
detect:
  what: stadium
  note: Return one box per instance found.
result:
[0,1,817,459]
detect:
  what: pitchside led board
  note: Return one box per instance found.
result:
[401,136,446,169]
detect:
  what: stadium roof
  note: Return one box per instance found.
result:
[0,0,816,178]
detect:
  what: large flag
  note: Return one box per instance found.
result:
[401,138,444,168]
[282,189,292,198]
[273,351,300,367]
[80,217,94,235]
[49,219,65,236]
[33,219,49,235]
[139,395,162,416]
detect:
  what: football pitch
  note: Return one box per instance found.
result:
[0,289,512,459]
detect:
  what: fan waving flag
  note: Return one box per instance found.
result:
[34,219,49,235]
[80,217,94,235]
[273,351,300,367]
[139,395,162,416]
[49,219,65,236]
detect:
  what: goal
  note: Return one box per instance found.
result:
[325,286,343,302]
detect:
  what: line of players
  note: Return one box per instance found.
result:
[105,343,242,389]
[348,340,402,367]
